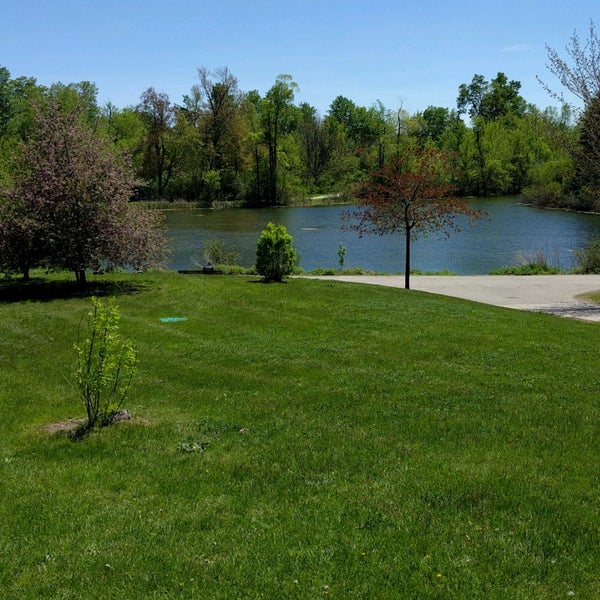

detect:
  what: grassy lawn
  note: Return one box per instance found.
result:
[1,272,599,599]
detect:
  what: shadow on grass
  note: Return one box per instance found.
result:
[247,278,289,284]
[0,276,149,304]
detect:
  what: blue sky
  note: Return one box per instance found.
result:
[2,0,597,115]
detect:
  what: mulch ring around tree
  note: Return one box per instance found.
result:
[40,409,133,435]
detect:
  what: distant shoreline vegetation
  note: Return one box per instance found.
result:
[0,63,598,213]
[139,192,351,210]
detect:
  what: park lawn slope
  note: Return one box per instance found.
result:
[0,272,598,599]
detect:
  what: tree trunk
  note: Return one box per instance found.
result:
[268,141,277,205]
[404,227,411,290]
[254,148,261,201]
[75,269,87,289]
[474,127,487,196]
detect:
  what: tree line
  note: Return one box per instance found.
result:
[0,23,599,213]
[0,69,593,211]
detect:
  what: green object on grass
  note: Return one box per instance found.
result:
[160,317,188,323]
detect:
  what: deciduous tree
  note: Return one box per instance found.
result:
[540,22,600,207]
[197,66,243,173]
[296,103,335,191]
[343,150,482,289]
[575,94,600,206]
[261,75,298,205]
[1,99,168,286]
[137,87,179,199]
[457,73,527,195]
[539,20,600,108]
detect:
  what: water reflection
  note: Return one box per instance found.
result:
[164,198,600,274]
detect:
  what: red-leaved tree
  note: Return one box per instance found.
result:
[0,99,168,286]
[343,149,483,289]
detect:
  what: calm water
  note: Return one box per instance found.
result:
[164,198,600,274]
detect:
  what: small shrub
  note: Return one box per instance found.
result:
[337,243,346,270]
[255,223,298,282]
[490,247,564,275]
[74,297,137,431]
[217,264,255,275]
[200,239,239,267]
[575,237,600,273]
[310,268,339,276]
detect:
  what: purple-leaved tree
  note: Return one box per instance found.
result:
[343,149,483,289]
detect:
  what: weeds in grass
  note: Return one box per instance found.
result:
[178,440,209,453]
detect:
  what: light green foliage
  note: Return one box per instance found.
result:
[200,238,239,266]
[490,264,563,275]
[1,63,584,207]
[255,222,298,281]
[74,297,137,429]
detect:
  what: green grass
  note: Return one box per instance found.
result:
[1,271,599,598]
[580,291,600,305]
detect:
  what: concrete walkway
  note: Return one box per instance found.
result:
[303,275,600,322]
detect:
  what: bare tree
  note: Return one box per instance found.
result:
[197,67,242,172]
[538,21,600,109]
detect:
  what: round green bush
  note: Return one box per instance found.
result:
[255,222,298,282]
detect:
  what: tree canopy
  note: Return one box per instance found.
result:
[1,49,599,218]
[0,98,167,285]
[343,149,483,289]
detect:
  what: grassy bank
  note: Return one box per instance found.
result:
[1,272,599,598]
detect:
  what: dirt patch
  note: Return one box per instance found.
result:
[41,417,86,435]
[40,409,135,435]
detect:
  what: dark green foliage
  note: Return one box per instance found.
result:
[573,95,600,208]
[457,73,527,122]
[539,22,600,208]
[1,62,597,208]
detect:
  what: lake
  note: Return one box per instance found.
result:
[163,197,600,275]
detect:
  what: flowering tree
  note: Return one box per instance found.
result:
[343,149,483,289]
[1,99,168,286]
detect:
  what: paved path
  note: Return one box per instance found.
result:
[303,275,600,322]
